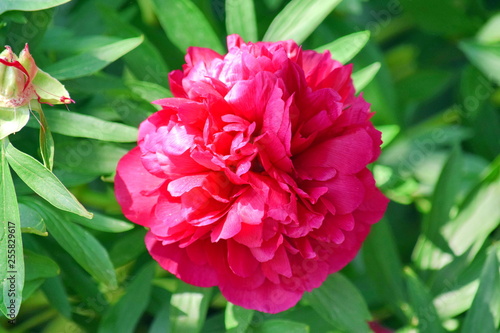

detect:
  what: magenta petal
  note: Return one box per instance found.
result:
[321,174,365,215]
[227,240,259,277]
[115,147,165,227]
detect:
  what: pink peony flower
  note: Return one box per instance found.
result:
[115,35,389,313]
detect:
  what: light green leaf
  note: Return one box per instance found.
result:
[352,62,381,92]
[252,320,309,333]
[225,302,254,333]
[413,148,463,272]
[70,210,134,233]
[32,69,73,105]
[99,262,155,333]
[316,30,370,64]
[477,13,500,44]
[19,202,47,236]
[442,157,500,258]
[0,106,30,140]
[405,268,445,333]
[24,250,59,281]
[0,138,24,319]
[304,273,371,333]
[263,0,342,44]
[20,198,117,289]
[170,282,213,333]
[152,0,224,54]
[30,102,54,170]
[459,41,500,86]
[226,0,258,41]
[0,0,70,15]
[37,109,138,142]
[462,245,500,332]
[45,36,144,80]
[126,80,172,110]
[5,142,92,218]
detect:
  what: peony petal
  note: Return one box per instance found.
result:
[115,147,165,227]
[227,239,259,277]
[320,174,365,215]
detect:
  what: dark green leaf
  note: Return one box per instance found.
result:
[24,249,59,281]
[99,262,155,333]
[304,273,371,333]
[42,276,72,318]
[19,202,47,236]
[5,142,92,218]
[70,210,134,233]
[20,198,117,289]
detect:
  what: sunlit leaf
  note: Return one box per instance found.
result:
[226,0,258,41]
[0,106,30,140]
[352,62,381,92]
[316,30,370,64]
[170,282,213,333]
[264,0,342,44]
[0,0,70,15]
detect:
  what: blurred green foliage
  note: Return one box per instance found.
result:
[0,0,499,332]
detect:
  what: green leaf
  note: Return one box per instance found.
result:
[363,219,408,321]
[5,142,92,219]
[0,138,24,319]
[352,62,381,92]
[109,228,147,267]
[170,281,213,333]
[24,250,59,281]
[413,148,463,272]
[32,69,73,105]
[304,273,371,333]
[99,262,155,333]
[38,109,138,142]
[462,245,500,332]
[54,139,128,176]
[20,198,117,289]
[19,202,47,236]
[477,13,500,44]
[0,0,70,15]
[441,157,500,258]
[315,31,370,64]
[252,320,309,333]
[225,302,254,333]
[126,80,172,110]
[225,0,258,41]
[459,41,500,86]
[70,210,134,233]
[263,0,342,44]
[30,102,54,170]
[45,36,144,80]
[405,268,445,333]
[42,276,71,318]
[0,106,30,140]
[152,0,224,54]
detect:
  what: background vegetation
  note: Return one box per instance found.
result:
[0,0,499,332]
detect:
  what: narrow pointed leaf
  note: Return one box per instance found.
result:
[45,36,144,80]
[0,139,24,319]
[99,262,155,333]
[304,273,371,333]
[459,40,500,85]
[405,268,445,333]
[170,282,213,333]
[5,143,92,218]
[31,103,54,170]
[462,245,500,332]
[264,0,342,44]
[20,198,117,289]
[152,0,224,53]
[0,0,70,15]
[352,62,381,92]
[226,0,258,41]
[316,31,370,64]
